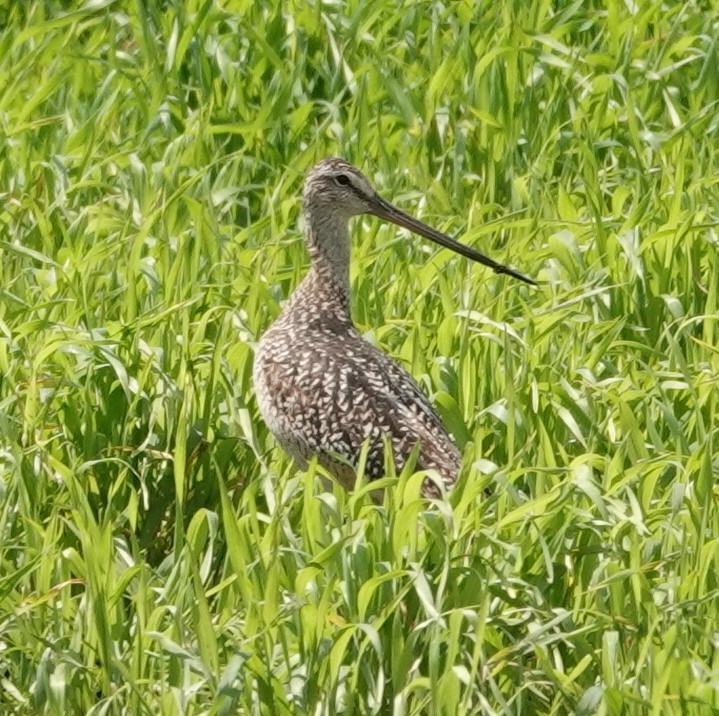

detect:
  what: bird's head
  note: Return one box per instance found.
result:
[302,158,378,219]
[301,158,537,286]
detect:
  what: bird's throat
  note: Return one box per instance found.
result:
[304,212,351,296]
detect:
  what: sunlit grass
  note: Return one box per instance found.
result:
[1,1,718,714]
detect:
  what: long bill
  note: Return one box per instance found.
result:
[370,196,537,286]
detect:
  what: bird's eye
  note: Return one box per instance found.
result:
[335,174,351,187]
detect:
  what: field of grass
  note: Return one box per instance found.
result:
[1,1,718,714]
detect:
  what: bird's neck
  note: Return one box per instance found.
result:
[304,210,351,291]
[282,211,352,326]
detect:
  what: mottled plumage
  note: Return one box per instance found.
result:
[253,159,534,497]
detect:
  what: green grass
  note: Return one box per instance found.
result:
[1,0,718,713]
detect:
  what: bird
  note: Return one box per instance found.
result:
[253,158,535,498]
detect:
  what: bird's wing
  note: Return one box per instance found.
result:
[255,323,462,493]
[344,337,462,486]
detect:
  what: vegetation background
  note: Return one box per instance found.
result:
[1,0,718,713]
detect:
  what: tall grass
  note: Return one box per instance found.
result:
[1,1,718,713]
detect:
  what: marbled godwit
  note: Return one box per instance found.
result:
[253,159,535,497]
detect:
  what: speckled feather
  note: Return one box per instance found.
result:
[254,158,535,498]
[254,271,460,497]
